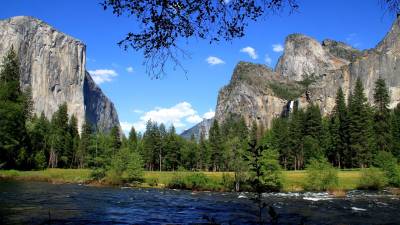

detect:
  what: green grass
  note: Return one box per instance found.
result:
[0,169,362,191]
[0,168,92,183]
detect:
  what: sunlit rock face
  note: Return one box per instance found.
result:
[213,17,400,130]
[180,118,214,141]
[0,16,119,132]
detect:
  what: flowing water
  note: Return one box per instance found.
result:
[0,181,399,225]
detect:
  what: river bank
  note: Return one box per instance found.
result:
[0,168,365,192]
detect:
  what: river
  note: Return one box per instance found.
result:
[0,181,399,225]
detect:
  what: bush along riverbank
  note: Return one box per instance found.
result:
[1,167,399,195]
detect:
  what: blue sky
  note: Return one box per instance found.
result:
[1,0,396,134]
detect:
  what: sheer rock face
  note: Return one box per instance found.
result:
[0,16,119,132]
[180,118,214,141]
[214,17,400,129]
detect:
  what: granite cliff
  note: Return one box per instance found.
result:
[206,17,400,133]
[0,16,119,132]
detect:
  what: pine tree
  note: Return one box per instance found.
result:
[110,125,122,156]
[68,115,79,168]
[164,125,181,171]
[27,112,51,169]
[77,119,93,168]
[128,127,138,150]
[333,87,349,168]
[0,47,30,169]
[269,118,291,169]
[348,78,374,167]
[209,119,223,171]
[198,131,210,171]
[392,104,400,159]
[288,108,305,170]
[49,103,70,168]
[373,78,392,152]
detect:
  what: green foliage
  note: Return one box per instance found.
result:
[0,47,30,169]
[146,177,158,187]
[268,81,303,100]
[105,148,144,184]
[259,148,283,191]
[373,78,392,153]
[374,151,400,187]
[305,158,338,191]
[209,120,223,171]
[221,173,235,190]
[358,167,388,190]
[348,78,375,168]
[167,173,220,191]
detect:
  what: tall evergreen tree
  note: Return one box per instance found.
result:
[77,119,93,168]
[373,78,392,152]
[0,47,30,169]
[348,78,374,167]
[128,127,138,150]
[49,103,70,168]
[68,115,79,168]
[332,87,349,168]
[209,120,223,171]
[110,125,122,156]
[391,104,400,159]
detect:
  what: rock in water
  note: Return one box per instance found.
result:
[0,16,119,132]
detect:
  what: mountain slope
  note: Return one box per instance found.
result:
[214,17,400,130]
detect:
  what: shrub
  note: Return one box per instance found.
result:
[167,174,186,189]
[34,150,46,170]
[184,173,210,190]
[105,148,144,184]
[147,177,158,187]
[358,167,388,190]
[260,149,283,192]
[374,151,400,187]
[90,168,106,181]
[305,157,338,191]
[221,173,234,190]
[167,173,220,191]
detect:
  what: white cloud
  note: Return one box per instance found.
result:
[206,56,225,65]
[88,69,118,84]
[264,54,272,66]
[132,102,207,132]
[224,0,230,4]
[272,44,284,52]
[120,121,134,133]
[240,46,258,59]
[186,115,203,124]
[203,110,215,119]
[126,66,134,73]
[132,109,144,114]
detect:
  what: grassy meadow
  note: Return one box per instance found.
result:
[0,169,363,192]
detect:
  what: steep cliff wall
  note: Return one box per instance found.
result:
[214,17,400,129]
[0,16,119,132]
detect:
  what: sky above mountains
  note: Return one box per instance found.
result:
[1,0,396,135]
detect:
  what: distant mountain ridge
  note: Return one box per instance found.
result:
[0,16,119,132]
[180,118,214,141]
[185,17,400,138]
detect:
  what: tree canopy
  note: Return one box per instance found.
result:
[102,0,298,78]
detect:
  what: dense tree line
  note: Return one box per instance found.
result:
[1,47,400,176]
[268,77,400,169]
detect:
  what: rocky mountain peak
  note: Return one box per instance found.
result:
[0,16,119,132]
[376,16,400,52]
[275,33,349,81]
